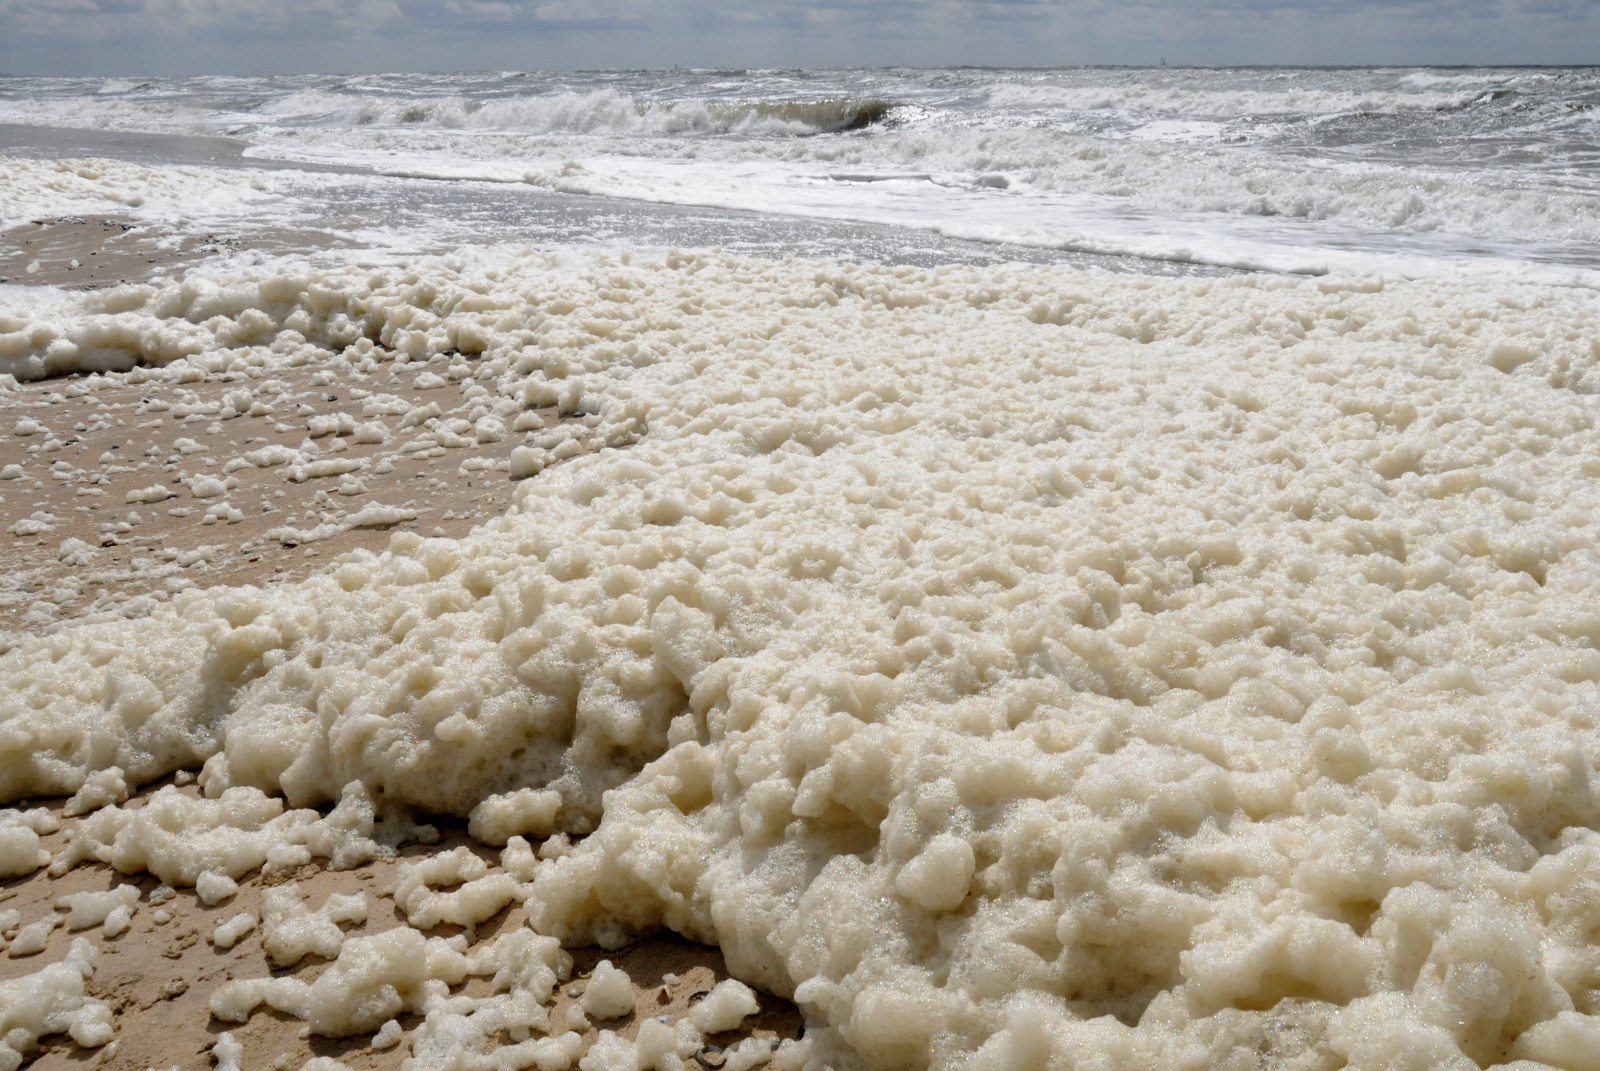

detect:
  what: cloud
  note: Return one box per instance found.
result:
[0,0,1593,73]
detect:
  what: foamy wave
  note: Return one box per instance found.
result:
[263,118,1600,253]
[253,88,898,137]
[1399,69,1563,89]
[5,66,1595,285]
[0,95,207,134]
[744,126,1600,247]
[95,79,155,97]
[983,80,1500,120]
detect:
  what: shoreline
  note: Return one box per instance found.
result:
[0,123,1243,279]
[0,215,343,289]
[0,124,372,177]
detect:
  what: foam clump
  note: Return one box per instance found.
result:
[0,809,57,878]
[392,845,529,930]
[212,917,573,1060]
[6,917,58,958]
[300,1059,350,1071]
[689,979,759,1035]
[212,1031,243,1071]
[6,248,1600,1068]
[212,911,256,949]
[61,766,128,816]
[54,884,140,931]
[0,937,114,1070]
[195,870,239,905]
[580,960,636,1021]
[50,781,390,883]
[260,884,367,967]
[371,1018,403,1050]
[578,1026,684,1071]
[469,789,564,846]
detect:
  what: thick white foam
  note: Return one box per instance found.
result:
[0,156,279,233]
[0,155,479,266]
[4,248,1600,1068]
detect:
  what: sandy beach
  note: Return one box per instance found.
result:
[0,215,339,292]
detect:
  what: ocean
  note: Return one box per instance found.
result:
[2,65,1598,282]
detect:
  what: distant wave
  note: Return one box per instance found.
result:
[96,79,155,96]
[255,89,900,137]
[982,81,1501,119]
[737,98,897,133]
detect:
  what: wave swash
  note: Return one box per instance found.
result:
[1,245,1599,1071]
[6,67,1599,282]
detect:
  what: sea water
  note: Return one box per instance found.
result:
[1,66,1597,281]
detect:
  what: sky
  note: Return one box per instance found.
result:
[0,0,1595,75]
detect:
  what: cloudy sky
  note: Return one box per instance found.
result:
[0,0,1594,75]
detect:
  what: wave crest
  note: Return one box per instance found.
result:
[256,89,898,137]
[725,98,896,133]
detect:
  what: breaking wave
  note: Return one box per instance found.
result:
[257,89,900,138]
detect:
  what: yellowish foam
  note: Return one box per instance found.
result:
[3,248,1600,1068]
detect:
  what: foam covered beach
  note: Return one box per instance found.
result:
[1,240,1599,1070]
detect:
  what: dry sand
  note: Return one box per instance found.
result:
[0,223,804,1071]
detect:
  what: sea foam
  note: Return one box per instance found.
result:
[2,248,1600,1069]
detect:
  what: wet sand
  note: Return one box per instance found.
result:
[0,208,624,636]
[0,124,369,176]
[1,780,801,1071]
[0,339,594,635]
[0,215,341,290]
